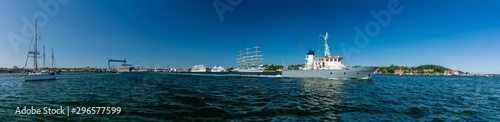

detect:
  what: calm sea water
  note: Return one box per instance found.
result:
[0,72,499,121]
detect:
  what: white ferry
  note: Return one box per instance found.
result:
[191,64,207,72]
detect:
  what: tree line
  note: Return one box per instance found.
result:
[377,64,464,74]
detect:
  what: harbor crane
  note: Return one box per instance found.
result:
[107,58,127,72]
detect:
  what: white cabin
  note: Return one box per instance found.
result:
[304,50,346,70]
[303,32,346,70]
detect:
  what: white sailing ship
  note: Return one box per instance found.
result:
[234,46,264,72]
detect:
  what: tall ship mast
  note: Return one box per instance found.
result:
[43,46,46,68]
[51,48,54,69]
[23,19,56,81]
[245,47,250,68]
[253,46,262,68]
[51,48,60,74]
[237,50,243,69]
[234,46,264,72]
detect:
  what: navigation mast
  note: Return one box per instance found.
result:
[319,32,330,57]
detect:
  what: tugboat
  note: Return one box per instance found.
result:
[282,32,378,79]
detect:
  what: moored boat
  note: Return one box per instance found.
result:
[191,64,207,72]
[210,66,226,72]
[282,32,378,79]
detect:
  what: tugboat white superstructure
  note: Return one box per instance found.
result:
[282,32,378,79]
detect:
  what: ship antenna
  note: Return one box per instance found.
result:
[319,32,330,57]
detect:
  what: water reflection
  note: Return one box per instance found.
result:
[2,73,497,121]
[292,78,347,120]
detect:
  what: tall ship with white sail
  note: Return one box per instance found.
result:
[234,46,264,72]
[282,32,378,79]
[23,19,56,81]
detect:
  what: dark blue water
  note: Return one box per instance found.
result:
[1,73,499,121]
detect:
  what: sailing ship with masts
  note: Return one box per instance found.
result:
[23,19,57,81]
[234,46,264,72]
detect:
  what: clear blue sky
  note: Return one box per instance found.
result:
[1,0,499,74]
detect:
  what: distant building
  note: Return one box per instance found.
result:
[411,70,420,74]
[13,66,18,70]
[423,69,434,74]
[451,70,459,75]
[394,69,404,74]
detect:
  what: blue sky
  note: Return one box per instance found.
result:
[1,0,499,74]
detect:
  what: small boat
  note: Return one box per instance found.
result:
[93,67,103,73]
[210,66,226,72]
[191,64,207,72]
[23,19,56,81]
